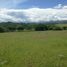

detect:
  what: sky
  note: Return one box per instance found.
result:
[0,0,67,22]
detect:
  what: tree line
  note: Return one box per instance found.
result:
[0,22,67,33]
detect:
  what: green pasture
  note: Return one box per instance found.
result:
[0,31,67,67]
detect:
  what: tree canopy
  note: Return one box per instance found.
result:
[0,22,66,33]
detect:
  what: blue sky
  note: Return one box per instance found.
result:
[17,0,67,9]
[0,0,67,22]
[0,0,67,9]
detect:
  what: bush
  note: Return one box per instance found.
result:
[35,24,46,31]
[52,26,63,30]
[63,26,67,30]
[47,25,56,30]
[0,27,5,33]
[7,27,16,32]
[17,26,24,31]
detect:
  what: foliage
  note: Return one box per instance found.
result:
[0,26,6,33]
[63,26,67,30]
[0,22,67,32]
[17,25,24,31]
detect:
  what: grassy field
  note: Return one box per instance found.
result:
[0,31,67,67]
[56,24,67,27]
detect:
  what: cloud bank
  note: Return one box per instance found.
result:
[0,4,67,23]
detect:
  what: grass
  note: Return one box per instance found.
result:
[56,24,67,27]
[0,31,67,67]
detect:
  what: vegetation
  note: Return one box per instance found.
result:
[0,26,6,33]
[0,31,67,67]
[0,22,67,67]
[0,22,67,32]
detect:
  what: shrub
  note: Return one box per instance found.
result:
[52,26,63,30]
[35,24,46,31]
[17,26,24,31]
[63,26,67,30]
[7,27,16,32]
[0,27,5,33]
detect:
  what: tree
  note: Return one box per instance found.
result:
[0,27,5,33]
[63,26,67,30]
[35,24,47,31]
[52,26,63,30]
[7,26,16,32]
[17,26,24,31]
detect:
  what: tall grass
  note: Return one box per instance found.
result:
[0,31,67,67]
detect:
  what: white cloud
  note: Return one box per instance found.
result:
[63,6,67,9]
[0,4,67,23]
[54,4,62,9]
[54,4,67,9]
[23,7,67,22]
